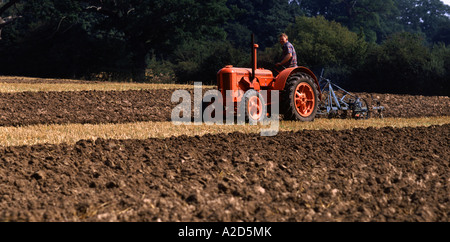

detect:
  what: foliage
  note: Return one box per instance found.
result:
[396,0,450,44]
[352,32,449,95]
[172,40,248,84]
[300,0,401,42]
[224,0,303,49]
[285,16,368,84]
[0,0,448,95]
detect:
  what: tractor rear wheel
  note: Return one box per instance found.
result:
[281,73,319,121]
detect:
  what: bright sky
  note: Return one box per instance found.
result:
[443,0,450,6]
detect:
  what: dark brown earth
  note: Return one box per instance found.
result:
[0,124,448,222]
[0,89,449,126]
[356,92,450,118]
[0,90,176,126]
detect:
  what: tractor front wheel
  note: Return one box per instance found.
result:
[240,89,266,124]
[281,73,319,121]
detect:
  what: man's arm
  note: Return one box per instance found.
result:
[276,53,292,67]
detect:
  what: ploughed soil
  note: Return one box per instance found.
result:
[0,90,175,126]
[0,89,449,126]
[0,124,448,222]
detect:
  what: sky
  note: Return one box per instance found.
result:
[443,0,450,6]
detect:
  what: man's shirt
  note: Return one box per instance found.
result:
[282,41,297,68]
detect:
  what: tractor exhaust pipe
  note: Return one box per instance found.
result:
[251,33,258,82]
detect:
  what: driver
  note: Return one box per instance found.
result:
[276,33,298,68]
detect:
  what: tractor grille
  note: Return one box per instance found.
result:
[222,73,233,91]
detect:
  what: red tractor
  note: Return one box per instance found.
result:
[204,34,321,122]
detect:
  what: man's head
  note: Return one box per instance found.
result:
[279,33,288,45]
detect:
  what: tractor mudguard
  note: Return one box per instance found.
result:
[273,66,321,96]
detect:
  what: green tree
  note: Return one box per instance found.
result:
[283,16,368,84]
[77,0,230,81]
[300,0,400,42]
[0,0,111,78]
[395,0,450,44]
[354,32,448,95]
[172,40,248,84]
[0,0,21,40]
[225,0,303,49]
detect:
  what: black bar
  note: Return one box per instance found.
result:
[251,33,255,82]
[9,222,446,242]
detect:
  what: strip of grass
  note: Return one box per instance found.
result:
[0,116,448,147]
[0,82,215,92]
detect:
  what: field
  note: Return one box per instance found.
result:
[0,76,448,222]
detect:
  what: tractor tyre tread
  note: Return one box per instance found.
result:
[281,73,319,121]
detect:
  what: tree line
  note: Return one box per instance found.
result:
[0,0,449,95]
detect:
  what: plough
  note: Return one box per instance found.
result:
[317,69,385,119]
